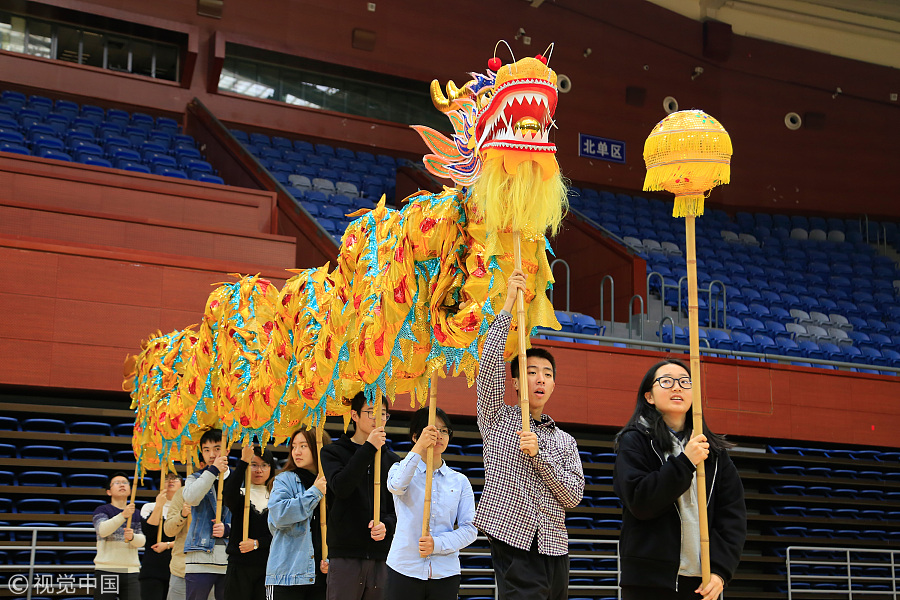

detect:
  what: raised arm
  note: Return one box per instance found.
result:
[477,270,526,434]
[386,453,420,496]
[527,432,585,509]
[182,470,217,506]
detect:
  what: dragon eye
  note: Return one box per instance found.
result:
[477,90,493,110]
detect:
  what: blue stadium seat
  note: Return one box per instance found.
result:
[19,445,65,460]
[16,498,63,514]
[0,415,19,431]
[66,473,110,488]
[67,448,111,462]
[64,499,106,514]
[17,471,64,487]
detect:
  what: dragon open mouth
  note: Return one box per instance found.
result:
[477,80,557,152]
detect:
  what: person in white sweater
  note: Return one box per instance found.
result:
[92,471,146,600]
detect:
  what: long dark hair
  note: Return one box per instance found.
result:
[279,426,331,476]
[614,358,733,453]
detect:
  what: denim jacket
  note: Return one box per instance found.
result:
[266,470,324,586]
[183,468,232,553]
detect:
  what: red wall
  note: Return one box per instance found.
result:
[1,0,898,218]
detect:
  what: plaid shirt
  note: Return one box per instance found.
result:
[474,312,584,556]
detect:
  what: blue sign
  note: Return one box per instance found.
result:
[578,133,626,164]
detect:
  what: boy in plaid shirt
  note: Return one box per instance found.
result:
[475,269,585,600]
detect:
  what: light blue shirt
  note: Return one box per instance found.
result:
[386,452,477,580]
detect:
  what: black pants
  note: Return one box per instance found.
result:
[271,583,327,600]
[489,537,568,600]
[224,563,267,600]
[184,573,224,600]
[385,567,460,600]
[622,577,704,600]
[326,557,387,600]
[140,577,168,600]
[94,571,141,600]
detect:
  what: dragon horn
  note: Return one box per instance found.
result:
[430,79,471,113]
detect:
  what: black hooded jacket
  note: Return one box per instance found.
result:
[319,434,400,560]
[613,422,747,590]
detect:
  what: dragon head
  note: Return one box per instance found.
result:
[413,49,566,239]
[413,53,560,187]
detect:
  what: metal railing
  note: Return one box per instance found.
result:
[787,545,898,600]
[0,525,97,600]
[549,258,571,313]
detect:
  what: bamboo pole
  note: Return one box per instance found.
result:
[215,437,228,523]
[373,392,383,526]
[243,447,251,540]
[685,215,711,586]
[316,424,328,560]
[421,375,438,555]
[126,463,139,528]
[513,234,530,432]
[185,461,193,532]
[156,465,165,543]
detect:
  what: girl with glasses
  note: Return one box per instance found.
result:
[613,358,746,600]
[385,407,476,600]
[222,444,278,600]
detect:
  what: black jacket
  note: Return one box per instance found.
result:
[613,424,746,589]
[222,460,272,567]
[319,434,400,560]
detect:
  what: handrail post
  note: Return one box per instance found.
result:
[646,271,666,323]
[600,275,614,332]
[659,315,676,351]
[550,258,571,313]
[628,294,645,340]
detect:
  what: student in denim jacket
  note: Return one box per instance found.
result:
[267,427,331,600]
[182,429,232,600]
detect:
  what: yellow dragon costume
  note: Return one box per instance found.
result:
[126,49,568,469]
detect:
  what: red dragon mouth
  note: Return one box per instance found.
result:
[476,79,557,153]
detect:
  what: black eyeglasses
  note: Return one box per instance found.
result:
[653,376,692,389]
[437,428,453,437]
[362,410,390,422]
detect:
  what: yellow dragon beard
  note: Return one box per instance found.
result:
[471,151,568,242]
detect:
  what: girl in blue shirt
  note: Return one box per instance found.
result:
[267,427,330,600]
[385,407,477,600]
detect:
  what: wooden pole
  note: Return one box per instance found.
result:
[126,463,139,528]
[243,446,251,540]
[373,392,383,526]
[185,461,193,532]
[156,464,165,543]
[215,437,227,523]
[316,424,328,560]
[421,375,438,554]
[513,234,530,432]
[685,215,711,586]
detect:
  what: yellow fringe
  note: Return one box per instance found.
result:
[672,195,705,217]
[470,156,568,238]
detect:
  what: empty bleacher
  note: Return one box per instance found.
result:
[0,90,222,183]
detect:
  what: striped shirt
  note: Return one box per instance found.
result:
[473,311,584,556]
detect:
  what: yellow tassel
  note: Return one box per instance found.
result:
[672,195,705,217]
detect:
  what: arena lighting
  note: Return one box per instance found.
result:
[663,96,679,114]
[784,112,802,130]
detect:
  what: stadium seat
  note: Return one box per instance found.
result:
[66,473,110,488]
[19,445,65,460]
[16,498,63,514]
[67,448,111,462]
[17,471,64,487]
